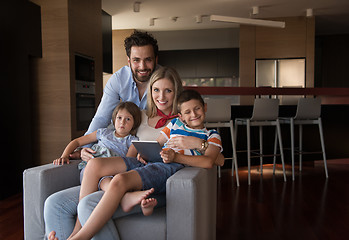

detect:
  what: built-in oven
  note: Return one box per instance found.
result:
[75,54,95,131]
[76,89,95,131]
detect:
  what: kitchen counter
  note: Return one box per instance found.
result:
[184,86,349,105]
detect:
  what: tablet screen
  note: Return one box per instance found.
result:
[132,140,163,162]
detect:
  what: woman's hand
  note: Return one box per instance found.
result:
[53,157,70,165]
[166,136,202,150]
[137,154,148,165]
[80,148,95,161]
[160,148,176,164]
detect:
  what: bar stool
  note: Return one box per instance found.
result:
[234,98,287,185]
[273,97,328,180]
[204,97,239,187]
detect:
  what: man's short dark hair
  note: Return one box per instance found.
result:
[124,30,158,58]
[177,89,205,112]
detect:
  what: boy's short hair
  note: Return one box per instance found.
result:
[177,89,205,112]
[124,30,159,58]
[112,102,142,136]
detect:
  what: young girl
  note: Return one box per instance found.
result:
[53,101,142,174]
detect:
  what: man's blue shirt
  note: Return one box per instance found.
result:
[86,66,148,135]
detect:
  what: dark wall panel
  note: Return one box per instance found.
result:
[0,0,42,200]
[102,10,112,73]
[158,48,239,78]
[315,34,349,87]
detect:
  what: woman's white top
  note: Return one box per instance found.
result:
[136,110,165,141]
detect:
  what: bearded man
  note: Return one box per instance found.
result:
[87,31,159,134]
[74,31,160,160]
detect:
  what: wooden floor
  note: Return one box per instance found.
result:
[0,159,348,240]
[217,159,349,240]
[0,192,24,240]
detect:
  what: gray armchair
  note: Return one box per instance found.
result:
[23,161,217,240]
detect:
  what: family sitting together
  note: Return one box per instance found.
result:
[46,31,224,240]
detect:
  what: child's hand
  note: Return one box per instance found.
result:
[69,150,81,160]
[137,154,148,165]
[80,148,95,161]
[160,148,176,164]
[53,157,70,165]
[215,153,225,167]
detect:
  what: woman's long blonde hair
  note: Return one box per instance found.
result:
[146,67,183,118]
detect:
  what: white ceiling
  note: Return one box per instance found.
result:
[102,0,349,35]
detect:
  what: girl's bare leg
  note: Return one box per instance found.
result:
[99,177,112,191]
[69,170,143,240]
[67,157,128,239]
[79,157,127,200]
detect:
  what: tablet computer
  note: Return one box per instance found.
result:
[131,140,163,162]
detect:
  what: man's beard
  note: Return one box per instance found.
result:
[132,68,154,83]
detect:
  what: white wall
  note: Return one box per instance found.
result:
[150,28,239,51]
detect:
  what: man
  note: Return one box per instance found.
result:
[72,30,159,159]
[87,30,159,134]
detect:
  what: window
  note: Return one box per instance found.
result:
[255,58,305,88]
[182,77,239,87]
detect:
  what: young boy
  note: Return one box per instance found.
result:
[158,89,223,167]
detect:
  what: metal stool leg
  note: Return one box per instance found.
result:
[247,120,251,185]
[318,118,328,178]
[273,129,278,174]
[230,121,240,186]
[276,120,287,182]
[290,118,295,181]
[259,126,263,175]
[299,124,303,172]
[217,128,222,178]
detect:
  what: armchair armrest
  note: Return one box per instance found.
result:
[23,161,80,240]
[166,166,217,240]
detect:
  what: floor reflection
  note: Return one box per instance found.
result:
[216,160,349,240]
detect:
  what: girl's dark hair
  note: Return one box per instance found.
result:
[112,102,142,136]
[177,89,204,112]
[124,30,159,58]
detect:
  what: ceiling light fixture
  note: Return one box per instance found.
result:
[149,18,156,26]
[196,15,202,23]
[170,16,178,22]
[210,15,285,28]
[252,6,259,15]
[133,2,141,13]
[306,8,313,17]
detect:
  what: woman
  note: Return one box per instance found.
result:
[45,67,217,240]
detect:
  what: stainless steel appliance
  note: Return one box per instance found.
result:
[75,54,95,131]
[256,58,305,104]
